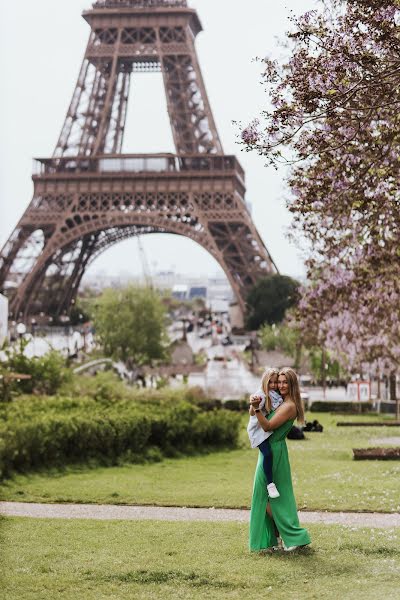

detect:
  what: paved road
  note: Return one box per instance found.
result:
[184,331,354,401]
[187,335,260,399]
[1,502,399,528]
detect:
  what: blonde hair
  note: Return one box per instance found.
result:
[278,367,305,424]
[260,367,279,413]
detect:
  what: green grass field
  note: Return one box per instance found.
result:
[2,413,400,512]
[1,517,400,600]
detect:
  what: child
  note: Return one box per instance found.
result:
[247,368,283,499]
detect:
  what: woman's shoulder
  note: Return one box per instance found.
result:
[277,398,297,419]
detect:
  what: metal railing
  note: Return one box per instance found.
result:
[93,0,187,8]
[33,153,245,181]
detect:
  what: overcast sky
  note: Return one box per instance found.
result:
[0,0,316,283]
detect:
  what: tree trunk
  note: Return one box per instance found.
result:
[389,372,399,420]
[321,347,326,400]
[294,341,302,371]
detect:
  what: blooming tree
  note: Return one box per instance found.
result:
[242,0,400,377]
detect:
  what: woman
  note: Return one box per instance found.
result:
[249,367,311,552]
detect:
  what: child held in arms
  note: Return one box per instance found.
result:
[247,368,283,498]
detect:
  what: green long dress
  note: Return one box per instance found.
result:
[249,417,311,551]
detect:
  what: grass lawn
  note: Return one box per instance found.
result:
[1,413,400,512]
[1,517,400,600]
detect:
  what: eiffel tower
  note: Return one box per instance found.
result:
[0,0,277,323]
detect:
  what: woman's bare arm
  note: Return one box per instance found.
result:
[250,399,296,432]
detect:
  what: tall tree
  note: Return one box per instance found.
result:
[93,286,168,366]
[241,0,400,374]
[246,274,300,330]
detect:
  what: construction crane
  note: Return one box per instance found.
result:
[137,235,153,288]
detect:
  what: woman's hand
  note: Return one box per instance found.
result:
[249,395,261,409]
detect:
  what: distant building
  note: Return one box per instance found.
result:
[0,293,8,345]
[189,286,207,300]
[172,284,189,300]
[209,298,229,314]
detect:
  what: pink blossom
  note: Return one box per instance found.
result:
[241,119,260,145]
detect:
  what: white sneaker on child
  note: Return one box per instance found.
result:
[267,482,280,498]
[284,545,299,552]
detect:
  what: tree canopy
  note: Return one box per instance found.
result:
[93,286,168,366]
[245,274,300,330]
[241,0,400,372]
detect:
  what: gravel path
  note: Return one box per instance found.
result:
[1,502,399,528]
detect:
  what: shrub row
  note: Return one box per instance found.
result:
[310,401,373,413]
[0,397,240,479]
[59,371,209,406]
[194,399,249,412]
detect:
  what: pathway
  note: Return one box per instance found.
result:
[1,502,399,528]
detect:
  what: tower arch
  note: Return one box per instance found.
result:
[0,1,277,320]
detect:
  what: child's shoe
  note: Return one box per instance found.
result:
[267,482,280,498]
[284,545,299,552]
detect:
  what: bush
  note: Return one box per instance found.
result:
[310,401,373,413]
[223,399,249,412]
[1,341,71,398]
[0,396,241,479]
[60,372,208,408]
[190,399,249,412]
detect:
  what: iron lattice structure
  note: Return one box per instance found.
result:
[0,0,277,320]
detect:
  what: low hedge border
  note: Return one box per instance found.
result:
[194,399,249,412]
[0,398,241,480]
[310,401,373,413]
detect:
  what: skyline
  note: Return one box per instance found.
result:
[0,0,315,283]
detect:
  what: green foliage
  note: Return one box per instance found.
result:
[60,371,207,407]
[259,323,299,354]
[245,274,300,330]
[2,413,399,513]
[93,286,168,365]
[308,347,344,382]
[0,340,71,399]
[0,394,241,479]
[69,303,92,326]
[60,370,130,404]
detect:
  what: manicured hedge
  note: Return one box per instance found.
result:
[310,401,373,413]
[0,396,240,479]
[194,399,249,412]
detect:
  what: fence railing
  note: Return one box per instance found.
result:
[33,153,245,181]
[92,0,187,9]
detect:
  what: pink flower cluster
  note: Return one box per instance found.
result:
[240,0,400,372]
[241,119,261,145]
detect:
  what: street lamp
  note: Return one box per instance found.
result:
[16,322,26,352]
[16,322,26,337]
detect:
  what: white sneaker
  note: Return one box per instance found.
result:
[267,482,280,498]
[284,545,299,552]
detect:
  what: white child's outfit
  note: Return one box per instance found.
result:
[247,389,283,448]
[247,388,284,499]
